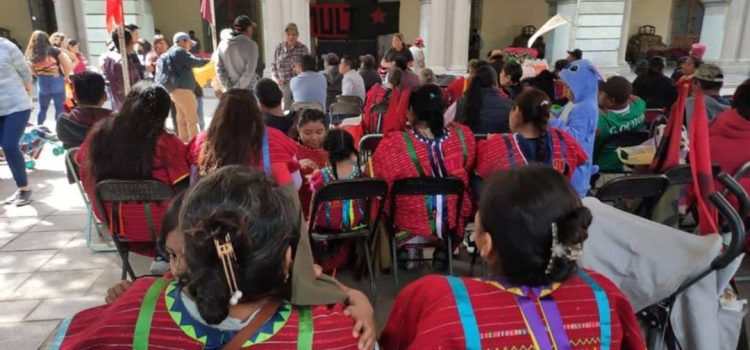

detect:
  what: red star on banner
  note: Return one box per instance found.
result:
[371,7,387,24]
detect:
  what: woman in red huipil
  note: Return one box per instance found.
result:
[77,82,189,251]
[475,88,587,181]
[53,166,364,350]
[361,67,410,134]
[187,89,299,187]
[293,109,329,218]
[381,166,646,350]
[372,84,476,259]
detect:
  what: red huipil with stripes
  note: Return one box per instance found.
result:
[381,271,646,350]
[475,129,588,180]
[361,83,410,134]
[77,132,190,250]
[54,277,359,350]
[297,144,328,219]
[373,124,476,241]
[187,127,300,186]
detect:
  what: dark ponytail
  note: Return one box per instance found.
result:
[409,84,446,137]
[514,88,552,162]
[322,129,358,180]
[463,65,498,130]
[545,206,592,283]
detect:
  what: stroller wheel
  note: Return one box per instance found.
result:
[432,247,448,272]
[25,160,35,169]
[53,147,64,156]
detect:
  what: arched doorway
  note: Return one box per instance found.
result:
[670,0,704,50]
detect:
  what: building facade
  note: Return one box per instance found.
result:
[1,0,748,76]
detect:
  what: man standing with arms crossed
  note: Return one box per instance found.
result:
[273,23,309,110]
[216,15,259,92]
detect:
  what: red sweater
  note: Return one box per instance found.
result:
[710,109,750,209]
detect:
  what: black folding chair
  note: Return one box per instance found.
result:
[291,102,324,113]
[329,102,363,126]
[308,178,388,299]
[594,130,650,174]
[93,180,175,280]
[368,103,389,133]
[664,164,722,186]
[358,133,383,171]
[473,133,488,141]
[65,148,115,253]
[596,174,670,219]
[335,95,364,108]
[389,177,465,287]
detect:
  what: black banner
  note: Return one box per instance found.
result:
[349,2,400,39]
[310,4,351,39]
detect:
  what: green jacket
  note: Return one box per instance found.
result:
[595,97,646,172]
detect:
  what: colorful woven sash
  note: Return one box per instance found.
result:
[261,128,271,177]
[446,276,481,350]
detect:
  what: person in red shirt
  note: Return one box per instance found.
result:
[76,81,189,252]
[373,84,476,267]
[187,89,299,187]
[710,79,750,211]
[476,88,587,181]
[361,67,410,134]
[446,59,489,104]
[292,109,329,218]
[380,166,646,350]
[54,166,363,350]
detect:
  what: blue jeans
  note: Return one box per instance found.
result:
[0,109,31,187]
[36,75,66,125]
[196,96,205,131]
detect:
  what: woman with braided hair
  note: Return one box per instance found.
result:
[381,166,646,349]
[373,84,476,268]
[475,88,587,182]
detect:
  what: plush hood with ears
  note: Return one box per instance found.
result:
[560,59,603,103]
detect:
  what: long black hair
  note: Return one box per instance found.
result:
[25,30,52,63]
[323,129,359,180]
[87,81,171,182]
[479,165,592,286]
[409,84,446,137]
[200,89,265,176]
[514,88,552,162]
[734,78,750,121]
[179,166,300,324]
[289,108,327,141]
[463,65,498,130]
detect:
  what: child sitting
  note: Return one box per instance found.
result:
[309,129,363,273]
[294,109,329,218]
[595,76,646,173]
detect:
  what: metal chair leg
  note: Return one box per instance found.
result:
[362,239,377,302]
[85,204,116,253]
[391,236,399,288]
[447,235,453,276]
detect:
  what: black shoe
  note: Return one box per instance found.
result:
[8,190,32,207]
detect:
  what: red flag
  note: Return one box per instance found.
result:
[200,0,213,24]
[689,92,719,234]
[105,0,123,33]
[651,83,689,172]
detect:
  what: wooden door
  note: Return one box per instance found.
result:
[670,0,704,50]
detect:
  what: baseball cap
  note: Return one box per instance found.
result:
[285,23,299,34]
[125,23,140,31]
[233,15,257,32]
[173,32,197,46]
[695,64,724,83]
[324,53,340,65]
[567,49,583,60]
[413,37,425,47]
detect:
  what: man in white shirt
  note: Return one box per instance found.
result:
[339,55,366,103]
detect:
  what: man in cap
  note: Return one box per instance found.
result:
[272,23,310,109]
[163,32,210,141]
[686,63,731,125]
[567,48,582,62]
[216,15,259,91]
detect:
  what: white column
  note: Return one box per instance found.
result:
[739,0,750,64]
[135,0,155,42]
[546,0,577,62]
[448,0,471,72]
[574,0,628,75]
[424,0,449,73]
[716,0,750,74]
[617,0,632,73]
[286,0,312,50]
[55,0,79,40]
[699,0,731,61]
[262,0,284,77]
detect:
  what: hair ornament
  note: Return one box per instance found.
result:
[214,232,243,305]
[544,222,583,275]
[540,100,550,107]
[429,92,437,99]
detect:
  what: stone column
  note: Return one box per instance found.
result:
[699,0,730,61]
[423,0,449,73]
[54,0,79,41]
[448,0,471,72]
[574,0,630,74]
[713,0,750,75]
[546,0,578,62]
[283,0,312,50]
[261,0,284,77]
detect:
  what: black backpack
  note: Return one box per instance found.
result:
[155,54,179,91]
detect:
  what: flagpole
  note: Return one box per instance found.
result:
[118,23,131,95]
[210,0,218,51]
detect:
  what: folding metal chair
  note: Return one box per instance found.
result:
[358,133,383,171]
[65,148,116,252]
[596,174,671,219]
[335,95,364,108]
[308,178,388,299]
[291,102,324,113]
[367,103,389,134]
[93,180,175,280]
[389,177,465,287]
[329,102,363,126]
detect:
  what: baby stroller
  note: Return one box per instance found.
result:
[581,177,748,350]
[20,124,64,169]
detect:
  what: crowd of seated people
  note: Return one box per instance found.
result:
[52,40,750,348]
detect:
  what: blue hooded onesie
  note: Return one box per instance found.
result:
[549,59,602,196]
